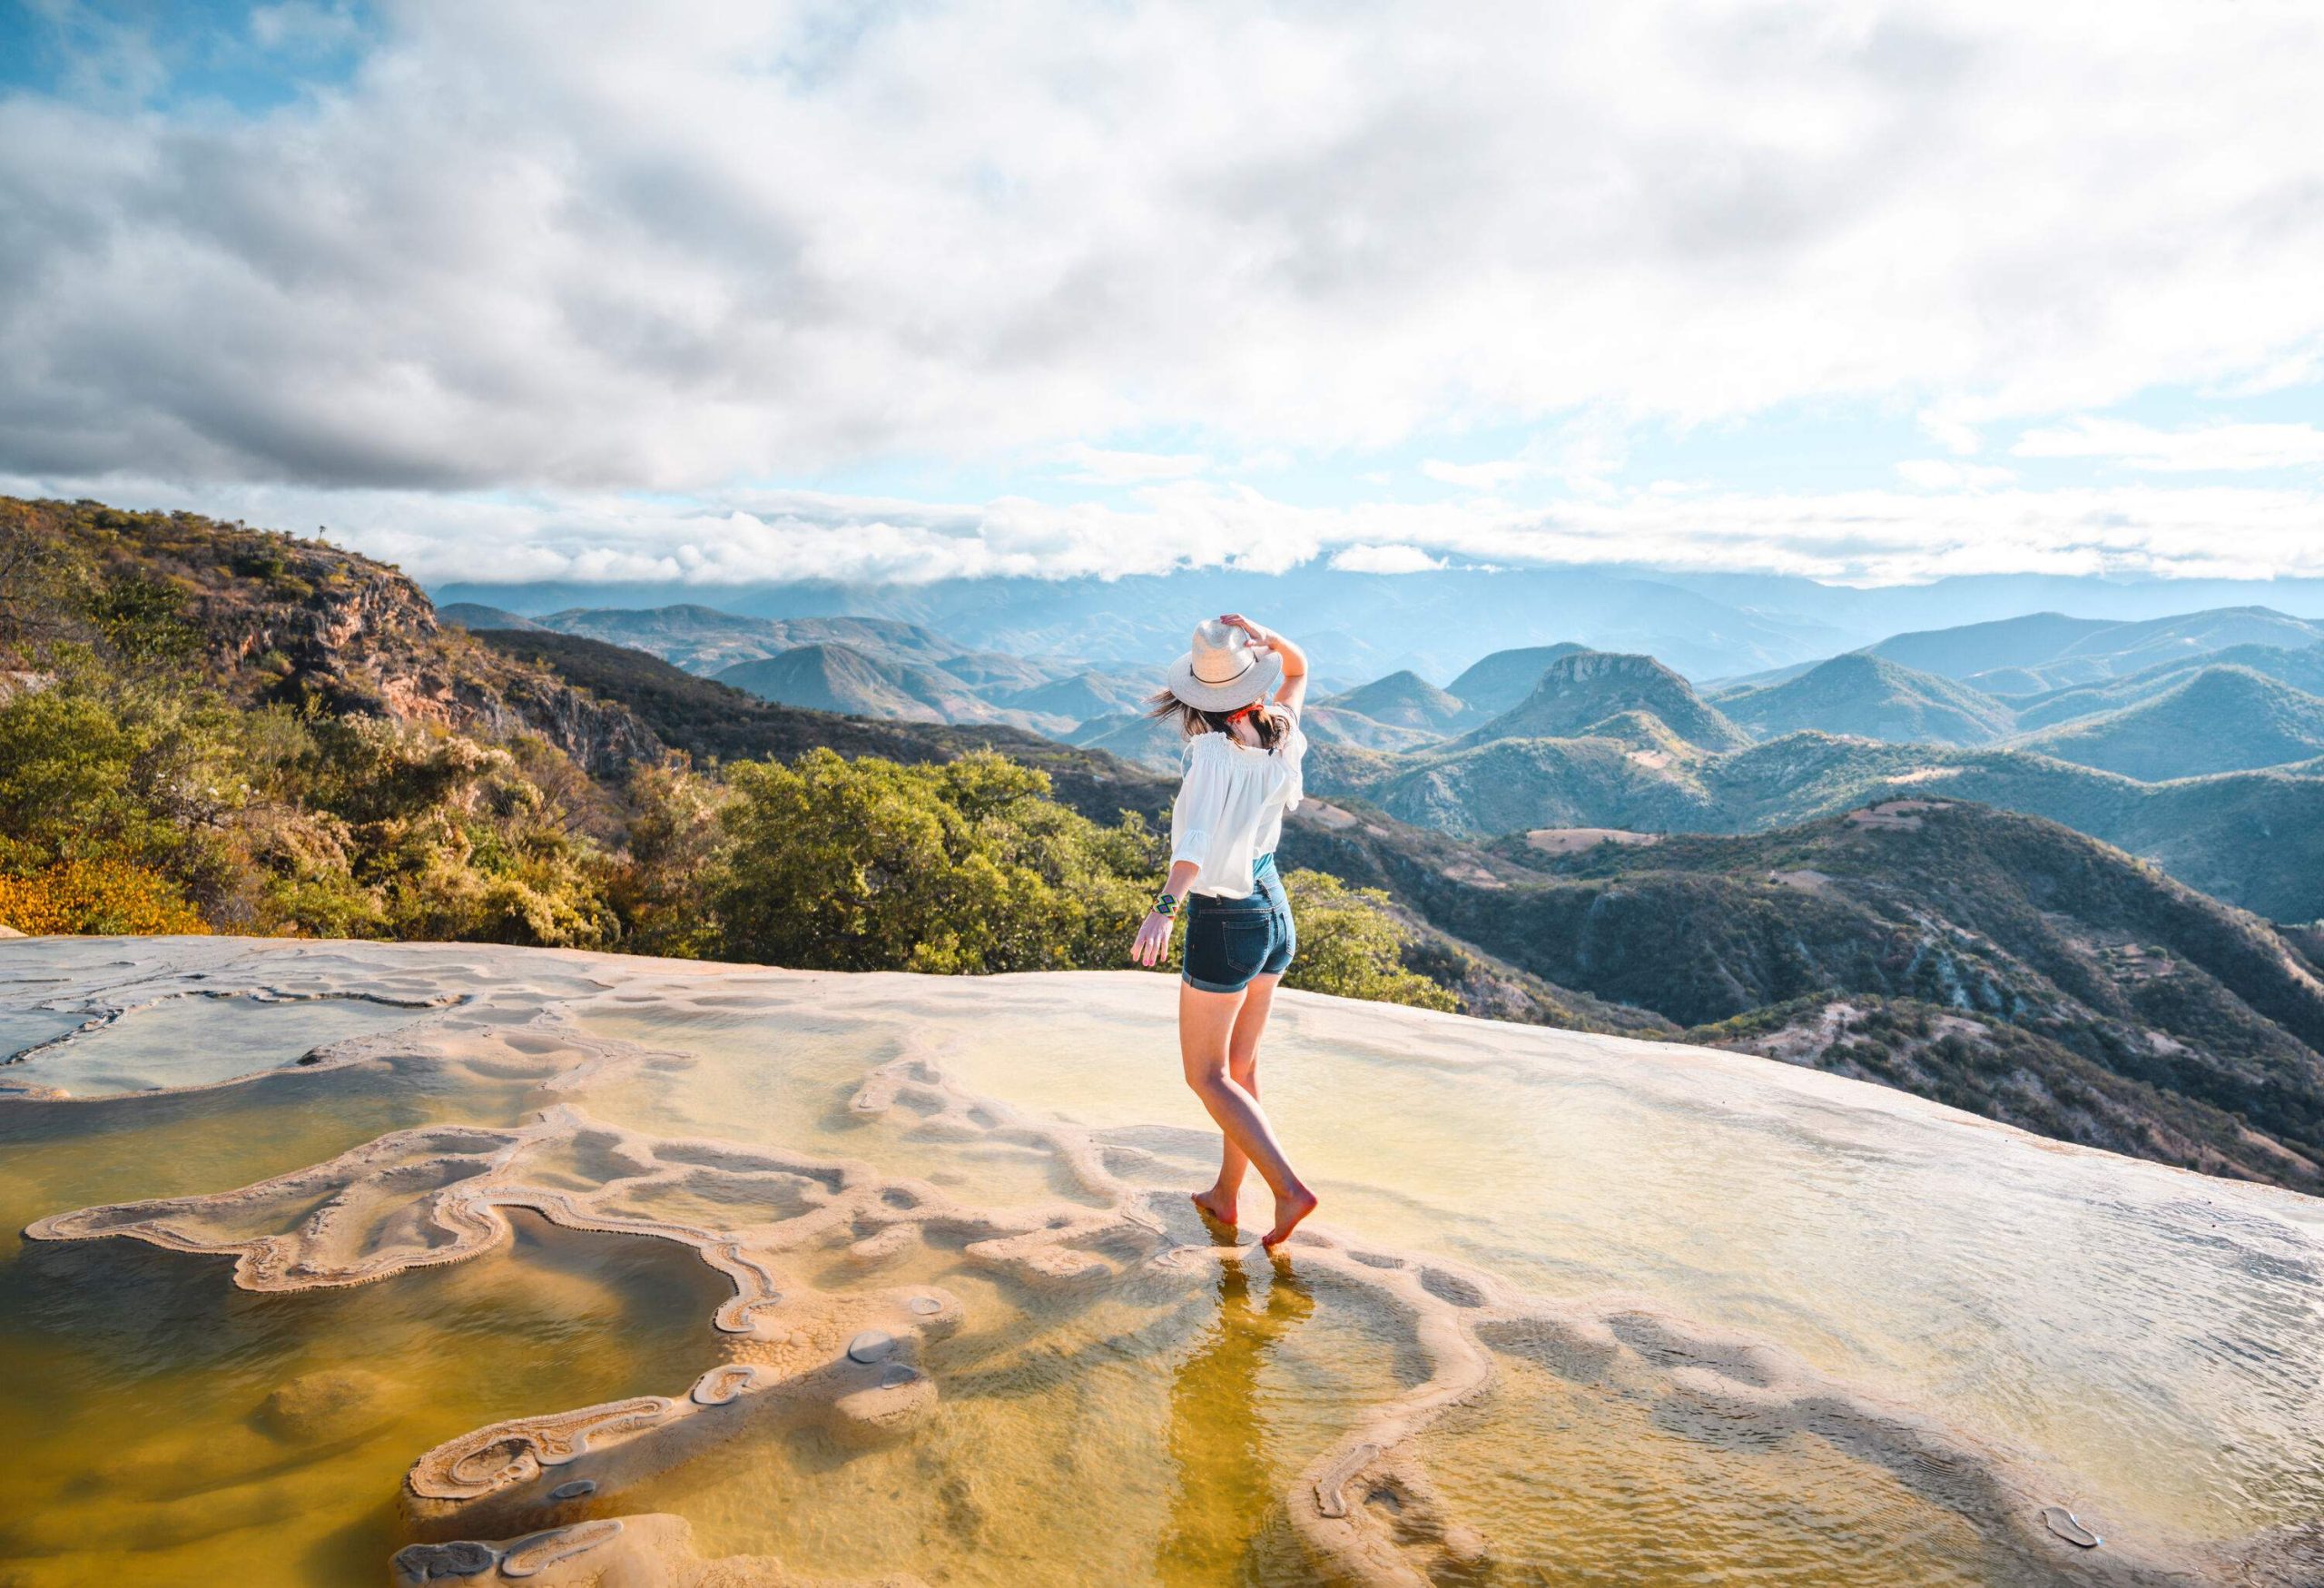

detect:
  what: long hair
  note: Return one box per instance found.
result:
[1147,689,1292,752]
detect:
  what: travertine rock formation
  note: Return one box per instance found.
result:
[6,937,2320,1586]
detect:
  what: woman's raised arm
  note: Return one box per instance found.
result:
[1218,613,1307,714]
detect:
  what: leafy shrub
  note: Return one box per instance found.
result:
[709,748,1156,972]
[0,860,209,936]
[1280,869,1458,1011]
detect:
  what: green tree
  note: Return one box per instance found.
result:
[1279,869,1459,1011]
[708,748,1157,972]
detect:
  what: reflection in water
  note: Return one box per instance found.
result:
[1157,1257,1313,1584]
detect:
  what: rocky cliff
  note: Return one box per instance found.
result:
[3,498,665,780]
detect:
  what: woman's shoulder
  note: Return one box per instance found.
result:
[1182,730,1234,764]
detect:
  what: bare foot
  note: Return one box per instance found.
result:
[1260,1186,1318,1250]
[1191,1188,1237,1227]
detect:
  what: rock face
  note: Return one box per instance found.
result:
[4,498,667,780]
[5,936,2321,1587]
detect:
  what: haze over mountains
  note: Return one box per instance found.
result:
[436,566,2324,687]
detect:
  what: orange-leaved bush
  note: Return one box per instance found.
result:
[0,859,211,936]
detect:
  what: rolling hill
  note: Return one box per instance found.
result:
[1299,706,1447,753]
[1875,607,2324,695]
[1251,786,2324,1191]
[2012,642,2324,730]
[710,643,990,724]
[1311,727,2324,921]
[1718,652,2015,746]
[438,602,543,631]
[1419,801,2324,1190]
[993,669,1154,722]
[529,606,969,676]
[1443,643,1588,718]
[469,629,1168,826]
[1448,651,1750,753]
[2012,666,2324,780]
[1321,669,1472,733]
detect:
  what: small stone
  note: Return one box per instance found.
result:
[548,1478,597,1501]
[907,1296,942,1315]
[846,1328,895,1364]
[878,1362,919,1388]
[2041,1506,2102,1548]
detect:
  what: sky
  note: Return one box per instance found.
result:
[3,0,2322,591]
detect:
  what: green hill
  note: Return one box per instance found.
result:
[1875,607,2324,695]
[1870,612,2114,680]
[1719,652,2015,746]
[1451,651,1750,753]
[1300,705,1446,753]
[1443,643,1587,717]
[2014,666,2324,780]
[538,605,966,676]
[438,602,542,631]
[1422,802,2324,1190]
[714,643,950,723]
[473,630,1169,827]
[712,643,1076,733]
[1322,669,1472,733]
[1311,727,2324,920]
[2013,643,2324,730]
[994,668,1152,722]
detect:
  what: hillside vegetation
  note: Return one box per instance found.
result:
[1316,725,2324,921]
[2011,642,2324,730]
[1718,652,2014,746]
[1435,801,2324,1190]
[1450,651,1750,753]
[452,601,1130,735]
[1872,606,2324,693]
[2014,666,2324,780]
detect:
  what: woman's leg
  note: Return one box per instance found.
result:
[1196,973,1282,1222]
[1179,979,1316,1248]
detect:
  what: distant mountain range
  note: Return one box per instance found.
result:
[1869,606,2324,695]
[448,594,2324,920]
[443,602,1147,736]
[433,563,2324,686]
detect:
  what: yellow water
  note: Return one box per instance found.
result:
[1,942,2319,1585]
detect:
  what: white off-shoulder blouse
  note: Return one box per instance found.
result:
[1167,712,1306,898]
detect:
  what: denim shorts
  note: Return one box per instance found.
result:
[1180,855,1295,993]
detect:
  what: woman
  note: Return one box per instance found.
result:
[1131,613,1317,1250]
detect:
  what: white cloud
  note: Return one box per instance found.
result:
[1895,459,2015,489]
[15,469,2323,589]
[1330,543,1444,574]
[1046,442,1210,484]
[1422,459,1538,491]
[3,0,2322,510]
[2011,418,2324,472]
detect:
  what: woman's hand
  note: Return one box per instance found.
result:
[1131,910,1174,967]
[1218,612,1273,649]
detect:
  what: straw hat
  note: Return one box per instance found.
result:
[1167,619,1284,712]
